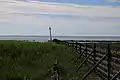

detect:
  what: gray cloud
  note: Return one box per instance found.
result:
[0,0,120,36]
[0,11,120,21]
[106,0,120,2]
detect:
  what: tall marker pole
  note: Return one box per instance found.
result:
[49,27,52,41]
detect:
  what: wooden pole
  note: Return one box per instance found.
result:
[85,43,87,57]
[79,43,81,54]
[108,44,111,80]
[75,42,78,52]
[94,43,96,72]
[0,44,3,56]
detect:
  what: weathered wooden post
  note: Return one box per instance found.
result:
[72,42,74,52]
[75,42,78,52]
[0,44,3,56]
[67,42,69,49]
[72,42,74,48]
[70,42,72,47]
[74,42,75,50]
[66,42,69,47]
[85,43,87,57]
[108,44,111,80]
[94,43,96,72]
[79,43,82,54]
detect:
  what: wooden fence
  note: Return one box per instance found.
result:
[54,40,120,80]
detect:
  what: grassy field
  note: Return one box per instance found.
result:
[0,40,99,80]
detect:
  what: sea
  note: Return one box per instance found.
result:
[0,36,120,42]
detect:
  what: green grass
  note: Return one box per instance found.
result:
[0,40,78,80]
[0,40,98,80]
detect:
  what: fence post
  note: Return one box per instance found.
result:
[94,43,96,72]
[65,42,68,49]
[79,43,82,54]
[85,43,87,57]
[68,42,70,47]
[108,44,111,80]
[74,42,76,49]
[72,42,74,52]
[72,42,74,48]
[75,42,78,52]
[69,43,71,47]
[0,44,3,56]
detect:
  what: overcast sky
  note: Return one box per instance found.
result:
[0,0,120,36]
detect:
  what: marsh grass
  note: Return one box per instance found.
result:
[0,41,77,80]
[0,40,98,80]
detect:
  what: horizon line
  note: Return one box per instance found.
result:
[0,35,119,37]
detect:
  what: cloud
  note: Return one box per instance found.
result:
[0,0,120,36]
[106,0,120,2]
[1,0,120,17]
[0,0,120,23]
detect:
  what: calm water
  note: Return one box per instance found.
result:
[0,36,120,42]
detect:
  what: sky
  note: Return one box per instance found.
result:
[0,0,120,36]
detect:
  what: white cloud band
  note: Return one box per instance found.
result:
[0,0,120,36]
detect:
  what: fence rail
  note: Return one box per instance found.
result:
[54,39,120,80]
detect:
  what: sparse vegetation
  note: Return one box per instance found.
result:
[0,40,99,80]
[0,40,77,80]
